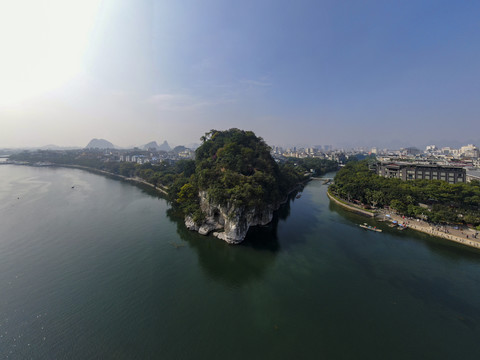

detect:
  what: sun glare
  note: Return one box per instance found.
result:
[0,0,101,107]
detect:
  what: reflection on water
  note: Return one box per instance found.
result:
[165,198,297,286]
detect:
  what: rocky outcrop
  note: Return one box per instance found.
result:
[185,216,199,232]
[184,191,277,244]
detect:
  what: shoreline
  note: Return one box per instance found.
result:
[327,187,480,251]
[58,165,169,195]
[326,189,375,217]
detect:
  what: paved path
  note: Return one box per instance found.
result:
[376,210,480,250]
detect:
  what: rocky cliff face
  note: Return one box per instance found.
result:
[184,191,275,244]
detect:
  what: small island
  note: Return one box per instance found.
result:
[171,129,305,243]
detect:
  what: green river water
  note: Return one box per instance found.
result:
[1,165,479,359]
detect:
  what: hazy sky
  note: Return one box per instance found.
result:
[1,0,479,149]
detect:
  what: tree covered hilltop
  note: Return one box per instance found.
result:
[172,128,322,243]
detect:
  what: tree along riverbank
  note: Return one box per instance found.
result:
[331,160,480,226]
[326,188,375,217]
[327,187,480,251]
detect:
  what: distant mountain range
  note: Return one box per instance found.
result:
[142,140,171,151]
[142,141,159,150]
[85,138,116,149]
[26,138,196,151]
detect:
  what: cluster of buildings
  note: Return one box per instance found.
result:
[71,147,195,165]
[117,148,195,164]
[270,145,352,163]
[271,145,333,158]
[372,144,480,164]
[375,144,480,184]
[424,144,480,159]
[270,142,480,184]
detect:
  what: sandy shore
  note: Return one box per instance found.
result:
[328,189,480,250]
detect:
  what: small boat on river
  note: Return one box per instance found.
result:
[359,223,382,232]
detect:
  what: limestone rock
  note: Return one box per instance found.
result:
[198,219,222,235]
[185,190,277,244]
[184,216,199,231]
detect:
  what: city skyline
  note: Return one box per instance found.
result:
[1,0,479,149]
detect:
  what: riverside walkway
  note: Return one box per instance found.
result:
[328,189,480,250]
[376,210,480,249]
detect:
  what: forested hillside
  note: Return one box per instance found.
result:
[173,129,305,223]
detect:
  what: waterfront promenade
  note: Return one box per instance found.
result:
[377,210,480,250]
[328,189,480,250]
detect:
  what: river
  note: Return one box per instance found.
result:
[1,165,480,359]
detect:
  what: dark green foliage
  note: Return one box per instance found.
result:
[175,129,305,221]
[196,129,302,205]
[332,160,480,225]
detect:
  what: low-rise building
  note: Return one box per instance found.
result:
[377,162,466,183]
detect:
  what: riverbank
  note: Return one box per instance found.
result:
[57,164,169,195]
[378,211,480,250]
[326,189,375,217]
[327,187,480,251]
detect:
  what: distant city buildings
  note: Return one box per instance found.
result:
[117,148,195,163]
[270,141,479,182]
[419,144,479,160]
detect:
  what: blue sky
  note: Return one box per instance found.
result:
[1,0,479,148]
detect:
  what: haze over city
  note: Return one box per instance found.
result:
[1,0,479,149]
